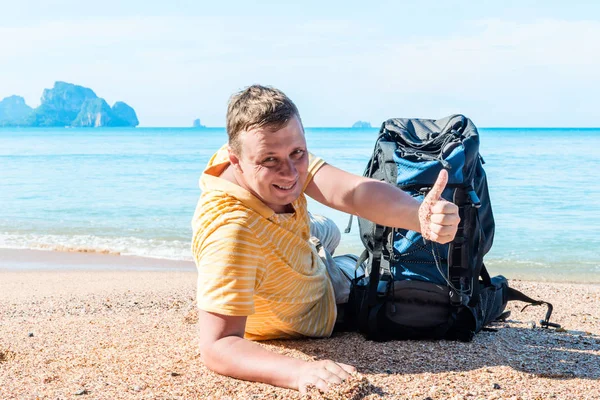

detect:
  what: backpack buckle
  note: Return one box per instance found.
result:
[449,289,469,307]
[468,190,481,208]
[521,302,561,329]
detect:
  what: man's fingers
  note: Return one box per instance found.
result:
[313,377,330,393]
[425,230,455,244]
[429,222,458,237]
[424,169,449,202]
[300,377,329,394]
[325,361,356,379]
[419,171,460,243]
[317,369,343,385]
[337,362,357,375]
[430,200,458,215]
[428,220,459,243]
[424,221,458,244]
[299,384,307,395]
[324,362,351,381]
[298,361,357,394]
[430,212,460,226]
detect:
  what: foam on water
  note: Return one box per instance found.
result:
[0,233,193,261]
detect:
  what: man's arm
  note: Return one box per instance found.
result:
[305,163,459,243]
[197,310,355,394]
[193,219,355,392]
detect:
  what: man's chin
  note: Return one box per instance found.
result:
[276,193,301,205]
[269,190,301,208]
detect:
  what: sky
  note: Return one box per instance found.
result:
[1,1,599,127]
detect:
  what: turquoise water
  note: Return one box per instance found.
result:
[1,127,599,282]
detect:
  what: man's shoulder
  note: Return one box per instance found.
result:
[191,196,261,260]
[194,191,255,228]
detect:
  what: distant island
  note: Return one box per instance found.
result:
[192,118,206,128]
[352,120,371,128]
[0,81,139,127]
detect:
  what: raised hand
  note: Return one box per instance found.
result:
[418,169,460,244]
[295,359,356,394]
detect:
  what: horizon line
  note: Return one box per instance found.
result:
[3,125,600,130]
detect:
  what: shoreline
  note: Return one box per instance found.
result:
[1,247,598,285]
[0,248,195,272]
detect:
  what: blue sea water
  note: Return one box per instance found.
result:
[1,127,599,282]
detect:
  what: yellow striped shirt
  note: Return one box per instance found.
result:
[191,145,336,340]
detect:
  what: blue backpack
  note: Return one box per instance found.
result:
[344,115,557,341]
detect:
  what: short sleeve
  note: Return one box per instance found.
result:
[194,222,264,316]
[304,152,326,191]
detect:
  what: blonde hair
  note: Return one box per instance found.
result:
[226,85,300,155]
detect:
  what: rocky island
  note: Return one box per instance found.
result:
[192,118,206,128]
[352,120,372,128]
[0,81,139,127]
[0,96,33,126]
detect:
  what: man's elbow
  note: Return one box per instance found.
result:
[197,332,220,369]
[195,309,247,373]
[198,343,218,371]
[197,332,242,374]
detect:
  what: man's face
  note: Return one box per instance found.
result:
[230,116,309,213]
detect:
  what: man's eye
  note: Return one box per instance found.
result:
[262,157,277,166]
[291,150,305,159]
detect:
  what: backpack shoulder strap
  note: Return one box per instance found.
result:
[346,135,395,234]
[378,140,398,185]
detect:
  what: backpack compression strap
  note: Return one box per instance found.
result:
[357,223,387,340]
[507,287,560,329]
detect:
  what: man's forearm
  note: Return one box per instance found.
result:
[352,179,421,232]
[201,335,304,390]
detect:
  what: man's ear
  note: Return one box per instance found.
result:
[227,145,241,171]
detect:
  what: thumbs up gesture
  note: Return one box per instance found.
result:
[418,169,460,244]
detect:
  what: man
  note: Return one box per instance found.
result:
[191,85,459,394]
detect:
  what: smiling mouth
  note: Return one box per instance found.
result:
[273,181,297,191]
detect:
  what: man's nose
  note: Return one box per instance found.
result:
[279,158,298,177]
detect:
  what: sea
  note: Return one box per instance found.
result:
[1,127,599,282]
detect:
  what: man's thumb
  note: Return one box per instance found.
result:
[425,169,449,202]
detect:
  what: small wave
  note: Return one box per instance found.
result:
[35,243,122,255]
[0,233,193,261]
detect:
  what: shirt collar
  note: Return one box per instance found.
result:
[199,145,276,219]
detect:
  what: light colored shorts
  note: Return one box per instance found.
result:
[309,213,365,305]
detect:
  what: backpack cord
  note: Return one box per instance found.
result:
[393,228,471,297]
[431,240,471,297]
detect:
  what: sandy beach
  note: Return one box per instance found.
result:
[1,249,599,399]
